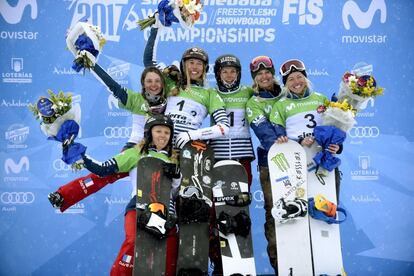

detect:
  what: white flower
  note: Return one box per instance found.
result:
[347,75,357,83]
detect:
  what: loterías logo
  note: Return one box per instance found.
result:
[342,0,387,30]
[4,156,30,174]
[0,0,38,24]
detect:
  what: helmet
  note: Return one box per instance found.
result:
[279,59,307,84]
[180,47,209,74]
[144,114,174,143]
[249,56,275,79]
[214,54,241,92]
[181,47,209,64]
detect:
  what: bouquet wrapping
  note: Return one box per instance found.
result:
[66,21,106,72]
[29,90,86,168]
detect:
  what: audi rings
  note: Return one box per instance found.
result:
[104,127,132,139]
[53,159,72,171]
[348,126,379,138]
[1,192,35,204]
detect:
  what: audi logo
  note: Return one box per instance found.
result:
[348,126,380,138]
[53,159,72,171]
[253,190,264,202]
[1,192,35,204]
[104,127,132,139]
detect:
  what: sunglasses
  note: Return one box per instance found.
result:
[180,186,203,200]
[250,56,274,73]
[279,59,306,76]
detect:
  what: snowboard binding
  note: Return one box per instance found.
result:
[272,197,308,223]
[137,202,175,239]
[217,210,251,237]
[178,186,210,223]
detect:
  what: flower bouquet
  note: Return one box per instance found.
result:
[29,90,86,169]
[138,0,203,30]
[313,99,357,176]
[66,21,106,72]
[337,72,384,111]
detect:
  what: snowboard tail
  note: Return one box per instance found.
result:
[176,140,214,275]
[133,157,173,276]
[212,160,256,276]
[268,140,313,275]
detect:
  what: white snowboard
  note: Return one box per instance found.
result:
[268,140,313,276]
[304,143,345,276]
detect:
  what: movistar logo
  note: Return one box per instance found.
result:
[271,153,289,172]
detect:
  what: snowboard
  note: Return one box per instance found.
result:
[267,140,313,276]
[212,160,256,276]
[176,140,215,275]
[304,143,345,276]
[133,157,173,276]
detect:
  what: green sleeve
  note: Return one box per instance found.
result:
[113,147,142,172]
[208,88,226,114]
[246,97,264,124]
[269,101,286,127]
[119,89,148,115]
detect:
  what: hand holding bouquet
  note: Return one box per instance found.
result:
[66,21,106,72]
[138,0,203,30]
[313,99,357,176]
[29,90,86,169]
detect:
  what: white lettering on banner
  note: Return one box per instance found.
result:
[1,99,31,108]
[147,27,276,43]
[2,58,33,83]
[0,31,39,40]
[53,67,82,75]
[0,0,38,24]
[144,0,273,5]
[107,95,129,117]
[203,0,272,6]
[342,0,387,30]
[341,34,387,44]
[4,157,30,174]
[282,0,323,25]
[350,155,379,181]
[69,0,128,42]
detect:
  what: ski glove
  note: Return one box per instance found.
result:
[175,132,192,149]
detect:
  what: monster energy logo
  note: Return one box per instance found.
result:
[271,153,289,172]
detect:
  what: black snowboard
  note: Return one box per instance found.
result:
[176,140,215,276]
[133,157,173,276]
[212,160,256,276]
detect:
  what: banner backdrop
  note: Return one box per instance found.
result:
[1,0,413,275]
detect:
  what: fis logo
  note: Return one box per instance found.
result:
[282,0,324,25]
[4,156,30,174]
[271,153,289,172]
[0,0,38,24]
[342,0,387,30]
[69,0,128,42]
